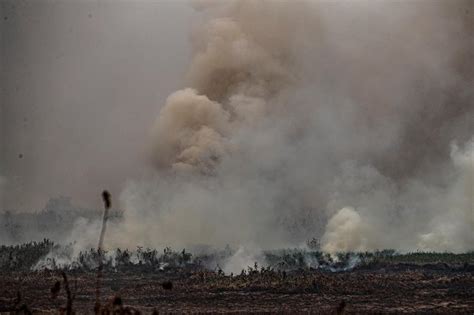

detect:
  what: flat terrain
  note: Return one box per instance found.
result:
[1,264,473,313]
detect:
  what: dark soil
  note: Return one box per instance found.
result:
[0,264,473,313]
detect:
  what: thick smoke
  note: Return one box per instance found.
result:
[117,0,473,253]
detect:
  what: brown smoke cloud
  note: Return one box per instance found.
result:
[114,0,474,253]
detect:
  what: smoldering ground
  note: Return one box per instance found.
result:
[1,1,473,260]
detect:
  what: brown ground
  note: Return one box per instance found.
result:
[0,266,473,313]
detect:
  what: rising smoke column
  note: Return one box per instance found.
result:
[118,0,473,252]
[149,2,293,174]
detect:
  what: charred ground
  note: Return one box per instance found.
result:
[0,242,473,313]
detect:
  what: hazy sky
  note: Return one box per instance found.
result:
[1,0,194,211]
[0,0,472,253]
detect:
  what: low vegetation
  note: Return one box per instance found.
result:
[1,240,473,273]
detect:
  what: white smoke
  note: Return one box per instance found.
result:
[222,245,265,275]
[322,138,474,254]
[416,140,474,252]
[321,207,371,254]
[113,0,473,257]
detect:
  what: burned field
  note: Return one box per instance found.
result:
[0,242,473,313]
[2,264,474,313]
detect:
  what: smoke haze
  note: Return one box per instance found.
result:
[1,0,193,210]
[2,1,473,254]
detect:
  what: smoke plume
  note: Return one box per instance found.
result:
[118,1,473,253]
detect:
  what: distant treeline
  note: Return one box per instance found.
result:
[1,239,473,273]
[0,196,122,244]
